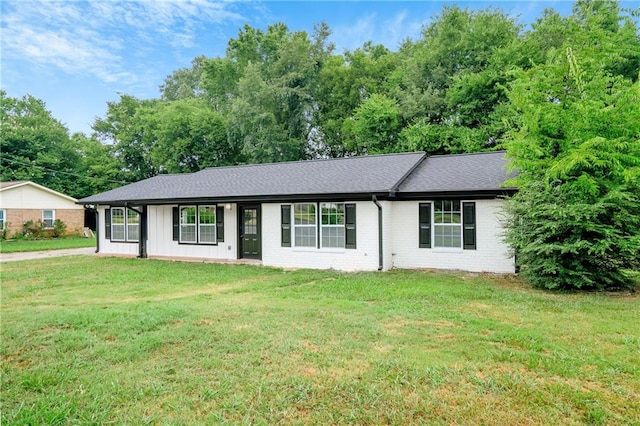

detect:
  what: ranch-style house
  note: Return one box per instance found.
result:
[78,151,517,273]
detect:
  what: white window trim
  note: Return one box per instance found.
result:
[42,209,55,229]
[432,200,462,249]
[197,205,217,244]
[320,202,346,249]
[293,203,317,248]
[111,207,139,243]
[0,209,5,229]
[291,202,350,250]
[179,205,217,245]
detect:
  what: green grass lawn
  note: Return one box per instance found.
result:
[0,236,96,253]
[1,257,638,425]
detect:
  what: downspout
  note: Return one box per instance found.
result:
[94,208,100,254]
[372,195,383,271]
[88,204,99,254]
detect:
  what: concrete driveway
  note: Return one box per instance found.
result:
[0,247,95,262]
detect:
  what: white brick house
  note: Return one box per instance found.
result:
[79,151,516,273]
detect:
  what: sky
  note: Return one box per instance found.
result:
[0,0,628,135]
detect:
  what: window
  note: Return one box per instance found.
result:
[111,208,126,241]
[434,200,461,248]
[110,207,139,242]
[294,203,316,247]
[0,209,5,229]
[127,209,139,242]
[198,206,216,243]
[179,205,216,244]
[419,201,476,250]
[286,203,356,249]
[180,206,197,243]
[42,210,55,228]
[321,203,345,248]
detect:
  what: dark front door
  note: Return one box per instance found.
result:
[239,205,261,259]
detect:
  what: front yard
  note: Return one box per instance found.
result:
[0,236,96,253]
[1,257,638,424]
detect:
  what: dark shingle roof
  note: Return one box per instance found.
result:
[397,151,516,194]
[79,152,426,204]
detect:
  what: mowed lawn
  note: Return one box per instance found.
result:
[0,236,96,253]
[1,257,638,425]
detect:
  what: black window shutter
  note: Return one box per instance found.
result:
[172,207,179,241]
[419,203,431,248]
[345,203,357,249]
[216,206,224,242]
[105,208,111,239]
[281,205,291,247]
[463,202,476,250]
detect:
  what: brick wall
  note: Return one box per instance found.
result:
[3,208,85,237]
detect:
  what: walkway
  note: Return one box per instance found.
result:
[0,247,95,262]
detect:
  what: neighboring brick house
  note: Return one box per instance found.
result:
[79,151,518,273]
[0,181,85,237]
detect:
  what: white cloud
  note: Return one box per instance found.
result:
[1,0,245,86]
[331,9,426,53]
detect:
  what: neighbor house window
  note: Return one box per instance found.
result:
[42,210,55,228]
[285,203,356,249]
[0,209,5,229]
[294,203,316,247]
[179,205,216,244]
[320,203,345,248]
[419,201,475,250]
[110,207,139,242]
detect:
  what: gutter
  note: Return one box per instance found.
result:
[371,195,383,271]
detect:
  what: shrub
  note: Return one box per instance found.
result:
[52,219,67,238]
[0,223,9,240]
[22,220,45,239]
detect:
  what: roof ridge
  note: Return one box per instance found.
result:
[198,151,425,173]
[427,150,506,159]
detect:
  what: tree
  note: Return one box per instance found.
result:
[0,91,82,196]
[93,95,159,182]
[151,98,233,173]
[160,56,207,101]
[503,1,640,290]
[344,93,401,154]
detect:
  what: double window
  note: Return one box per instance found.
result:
[172,205,224,245]
[282,202,356,249]
[107,207,139,242]
[42,210,55,228]
[419,201,476,250]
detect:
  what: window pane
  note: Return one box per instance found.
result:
[127,209,139,224]
[294,204,316,225]
[127,224,139,241]
[434,224,461,248]
[199,224,216,243]
[199,206,217,243]
[180,225,196,243]
[112,225,125,241]
[112,208,125,224]
[180,206,196,225]
[199,206,215,224]
[294,226,316,247]
[320,203,345,248]
[321,226,345,248]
